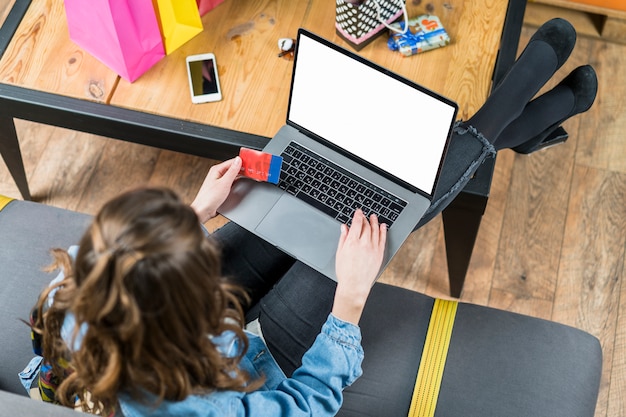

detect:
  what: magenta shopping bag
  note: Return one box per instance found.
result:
[64,0,166,82]
[196,0,225,16]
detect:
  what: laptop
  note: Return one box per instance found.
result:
[218,28,458,282]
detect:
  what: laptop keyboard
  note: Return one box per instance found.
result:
[277,142,407,227]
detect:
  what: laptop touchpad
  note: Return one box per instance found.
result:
[255,196,340,268]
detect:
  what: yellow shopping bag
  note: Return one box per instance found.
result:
[153,0,204,54]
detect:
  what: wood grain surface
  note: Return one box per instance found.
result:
[0,0,506,137]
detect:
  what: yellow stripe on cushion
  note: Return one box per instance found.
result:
[408,299,458,417]
[0,195,14,211]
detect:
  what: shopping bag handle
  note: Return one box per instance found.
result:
[372,0,408,34]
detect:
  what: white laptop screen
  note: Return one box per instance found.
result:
[287,30,457,196]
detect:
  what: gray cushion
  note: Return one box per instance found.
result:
[0,200,90,395]
[0,390,78,416]
[0,199,602,417]
[340,283,602,417]
[438,303,602,417]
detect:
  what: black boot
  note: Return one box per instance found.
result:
[506,65,598,154]
[464,18,577,142]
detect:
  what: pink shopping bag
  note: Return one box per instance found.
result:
[64,0,165,82]
[196,0,225,16]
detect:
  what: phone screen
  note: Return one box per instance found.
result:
[189,58,218,95]
[187,54,222,103]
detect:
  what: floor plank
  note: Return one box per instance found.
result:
[379,217,443,294]
[552,166,626,417]
[27,127,105,210]
[607,258,626,417]
[458,150,515,306]
[575,39,626,174]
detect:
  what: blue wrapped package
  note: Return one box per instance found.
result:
[387,14,450,56]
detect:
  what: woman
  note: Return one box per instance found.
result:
[24,17,597,416]
[28,179,385,416]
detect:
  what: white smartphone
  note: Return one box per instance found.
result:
[186,53,222,104]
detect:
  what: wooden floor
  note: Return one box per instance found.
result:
[1,3,624,417]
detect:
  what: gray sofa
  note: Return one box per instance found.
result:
[0,196,602,416]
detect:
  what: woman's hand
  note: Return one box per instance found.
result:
[190,157,242,223]
[332,209,387,324]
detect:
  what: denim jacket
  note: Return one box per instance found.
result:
[21,246,364,416]
[117,314,363,416]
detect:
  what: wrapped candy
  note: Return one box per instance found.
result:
[387,14,450,56]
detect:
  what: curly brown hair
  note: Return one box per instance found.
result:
[32,187,259,413]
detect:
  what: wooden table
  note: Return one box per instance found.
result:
[0,0,526,296]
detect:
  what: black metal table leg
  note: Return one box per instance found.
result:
[0,115,31,200]
[442,160,493,298]
[440,0,528,297]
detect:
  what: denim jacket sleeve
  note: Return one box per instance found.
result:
[240,313,364,417]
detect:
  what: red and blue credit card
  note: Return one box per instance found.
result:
[239,147,283,184]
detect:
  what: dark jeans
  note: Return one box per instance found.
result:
[212,221,335,376]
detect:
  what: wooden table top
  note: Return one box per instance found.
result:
[0,0,509,139]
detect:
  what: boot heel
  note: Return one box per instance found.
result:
[513,126,568,154]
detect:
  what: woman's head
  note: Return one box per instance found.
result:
[74,187,226,348]
[41,187,254,411]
